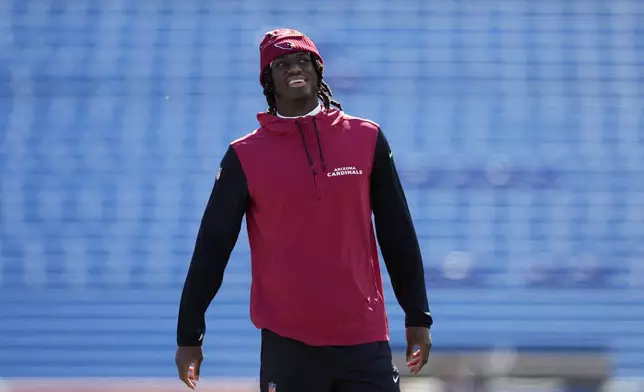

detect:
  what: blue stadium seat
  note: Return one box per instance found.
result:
[1,0,643,380]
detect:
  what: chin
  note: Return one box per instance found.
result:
[288,90,314,100]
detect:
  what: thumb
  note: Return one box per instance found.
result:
[405,340,414,362]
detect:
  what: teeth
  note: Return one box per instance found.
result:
[289,79,305,85]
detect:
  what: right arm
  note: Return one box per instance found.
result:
[176,146,249,347]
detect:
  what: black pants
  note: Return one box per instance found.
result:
[260,329,401,392]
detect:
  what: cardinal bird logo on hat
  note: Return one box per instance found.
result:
[274,42,295,50]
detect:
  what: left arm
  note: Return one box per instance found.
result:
[370,128,433,329]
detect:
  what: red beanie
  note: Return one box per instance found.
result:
[259,28,323,84]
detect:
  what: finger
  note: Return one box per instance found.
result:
[410,358,423,374]
[184,378,197,389]
[406,349,421,372]
[411,360,423,374]
[406,349,420,364]
[192,360,202,381]
[188,364,195,380]
[407,356,422,368]
[179,364,196,389]
[180,370,196,389]
[412,343,431,374]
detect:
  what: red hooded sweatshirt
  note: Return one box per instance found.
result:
[177,107,432,347]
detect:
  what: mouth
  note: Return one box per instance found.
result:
[287,77,307,88]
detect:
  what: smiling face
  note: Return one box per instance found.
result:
[270,51,319,102]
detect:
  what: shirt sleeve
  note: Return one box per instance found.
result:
[176,146,250,346]
[370,129,433,329]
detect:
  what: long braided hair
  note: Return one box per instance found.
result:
[261,56,343,115]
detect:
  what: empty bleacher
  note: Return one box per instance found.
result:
[1,0,643,379]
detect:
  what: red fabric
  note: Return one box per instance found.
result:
[259,28,323,84]
[231,108,390,346]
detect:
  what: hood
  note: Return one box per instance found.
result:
[256,107,344,135]
[255,107,345,175]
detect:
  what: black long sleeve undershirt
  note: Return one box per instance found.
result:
[177,146,249,346]
[370,129,433,329]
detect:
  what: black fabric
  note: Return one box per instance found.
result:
[176,146,249,346]
[370,128,433,329]
[260,329,401,392]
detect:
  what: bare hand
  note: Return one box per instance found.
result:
[405,327,431,375]
[175,346,204,389]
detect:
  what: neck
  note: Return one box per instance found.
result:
[275,96,320,117]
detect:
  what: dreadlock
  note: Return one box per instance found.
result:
[261,56,343,115]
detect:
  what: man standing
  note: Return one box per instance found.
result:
[175,28,433,392]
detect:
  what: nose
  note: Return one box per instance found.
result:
[285,62,303,74]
